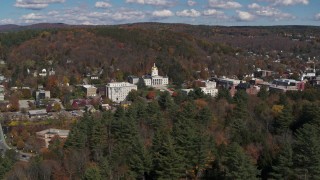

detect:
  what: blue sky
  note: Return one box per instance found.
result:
[0,0,320,26]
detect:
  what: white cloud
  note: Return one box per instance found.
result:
[236,10,255,21]
[88,9,145,22]
[208,0,242,9]
[249,4,295,20]
[126,0,172,6]
[187,0,196,6]
[15,0,65,10]
[203,9,223,16]
[21,13,46,20]
[176,9,201,17]
[95,1,112,8]
[248,3,261,9]
[315,13,320,21]
[111,10,145,21]
[152,10,174,18]
[0,19,15,24]
[262,0,309,6]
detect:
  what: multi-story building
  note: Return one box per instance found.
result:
[82,85,97,97]
[200,80,218,97]
[216,77,241,89]
[142,64,169,87]
[106,82,137,103]
[128,75,140,85]
[269,79,305,92]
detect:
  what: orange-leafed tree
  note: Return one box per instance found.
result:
[146,91,156,100]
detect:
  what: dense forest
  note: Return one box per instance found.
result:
[2,86,320,179]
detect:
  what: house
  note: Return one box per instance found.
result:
[181,89,193,95]
[48,68,55,76]
[101,104,111,111]
[36,90,50,101]
[39,69,47,77]
[19,100,35,110]
[28,109,48,118]
[36,129,69,148]
[71,99,91,110]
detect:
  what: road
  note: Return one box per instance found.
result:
[0,121,11,155]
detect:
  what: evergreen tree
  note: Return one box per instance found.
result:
[278,93,288,106]
[271,142,294,179]
[274,105,294,135]
[152,130,184,179]
[158,91,174,110]
[89,118,107,161]
[233,89,248,104]
[217,88,232,103]
[173,90,189,104]
[257,86,269,100]
[0,150,17,179]
[196,106,212,127]
[114,106,125,120]
[64,114,90,149]
[83,166,101,180]
[129,137,151,179]
[146,100,164,130]
[228,100,252,145]
[222,143,259,179]
[99,157,111,179]
[293,123,320,179]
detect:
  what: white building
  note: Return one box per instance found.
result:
[142,63,169,87]
[39,69,47,77]
[200,80,218,97]
[106,82,137,103]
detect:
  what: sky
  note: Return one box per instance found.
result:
[0,0,320,26]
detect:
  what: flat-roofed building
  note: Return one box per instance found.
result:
[128,75,140,85]
[28,109,47,118]
[36,129,69,148]
[83,85,97,97]
[106,82,137,103]
[269,79,305,92]
[200,80,218,97]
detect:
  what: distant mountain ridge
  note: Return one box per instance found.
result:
[0,23,72,32]
[1,22,319,33]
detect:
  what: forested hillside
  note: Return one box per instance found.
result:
[4,87,320,179]
[1,23,320,88]
[1,23,320,179]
